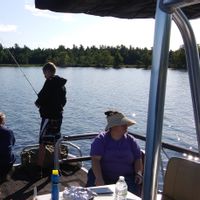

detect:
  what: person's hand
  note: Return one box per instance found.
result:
[95,177,104,186]
[135,172,143,185]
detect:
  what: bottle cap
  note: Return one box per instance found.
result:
[119,176,125,180]
[52,169,59,175]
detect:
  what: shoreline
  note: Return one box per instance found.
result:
[0,64,186,70]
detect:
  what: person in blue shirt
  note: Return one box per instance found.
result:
[0,112,16,182]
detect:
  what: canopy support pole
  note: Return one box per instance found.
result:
[173,9,200,153]
[143,0,172,199]
[143,0,200,199]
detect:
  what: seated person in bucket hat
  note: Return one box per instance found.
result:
[86,110,143,196]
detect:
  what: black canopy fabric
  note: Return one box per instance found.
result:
[35,0,200,19]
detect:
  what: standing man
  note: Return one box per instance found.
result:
[35,62,67,168]
[0,112,16,182]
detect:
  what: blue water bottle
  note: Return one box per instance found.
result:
[51,169,59,200]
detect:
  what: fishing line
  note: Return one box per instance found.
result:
[6,48,38,96]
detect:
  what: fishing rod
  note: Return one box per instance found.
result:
[6,48,38,96]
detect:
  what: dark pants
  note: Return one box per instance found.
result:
[0,163,13,182]
[86,168,141,196]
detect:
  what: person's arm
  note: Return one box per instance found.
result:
[91,155,105,186]
[134,158,143,185]
[35,81,48,107]
[62,86,67,106]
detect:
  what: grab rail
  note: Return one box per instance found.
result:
[53,131,199,170]
[129,132,200,158]
[54,133,98,169]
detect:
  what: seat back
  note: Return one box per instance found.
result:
[162,157,200,200]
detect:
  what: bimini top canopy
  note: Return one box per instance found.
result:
[35,0,200,19]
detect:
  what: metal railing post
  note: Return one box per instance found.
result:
[173,9,200,153]
[143,0,172,199]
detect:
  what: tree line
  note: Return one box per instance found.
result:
[0,43,199,69]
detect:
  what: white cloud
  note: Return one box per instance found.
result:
[0,24,17,32]
[25,4,73,22]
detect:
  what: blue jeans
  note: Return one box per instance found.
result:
[86,168,141,196]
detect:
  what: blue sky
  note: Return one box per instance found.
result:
[0,0,199,50]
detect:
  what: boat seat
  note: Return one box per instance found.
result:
[162,157,200,200]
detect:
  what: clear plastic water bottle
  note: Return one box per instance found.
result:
[51,169,59,200]
[115,176,128,200]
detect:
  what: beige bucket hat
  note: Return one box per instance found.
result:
[105,111,136,130]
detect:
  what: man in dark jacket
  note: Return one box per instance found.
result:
[0,112,15,181]
[35,62,67,167]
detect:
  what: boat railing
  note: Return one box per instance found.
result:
[129,132,200,187]
[54,131,199,173]
[54,133,99,170]
[129,132,200,158]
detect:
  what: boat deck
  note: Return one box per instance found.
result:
[0,163,87,200]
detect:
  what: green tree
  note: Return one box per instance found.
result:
[171,47,186,69]
[113,50,123,67]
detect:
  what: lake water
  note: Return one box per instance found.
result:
[0,66,198,166]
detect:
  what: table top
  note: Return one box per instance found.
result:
[36,184,141,200]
